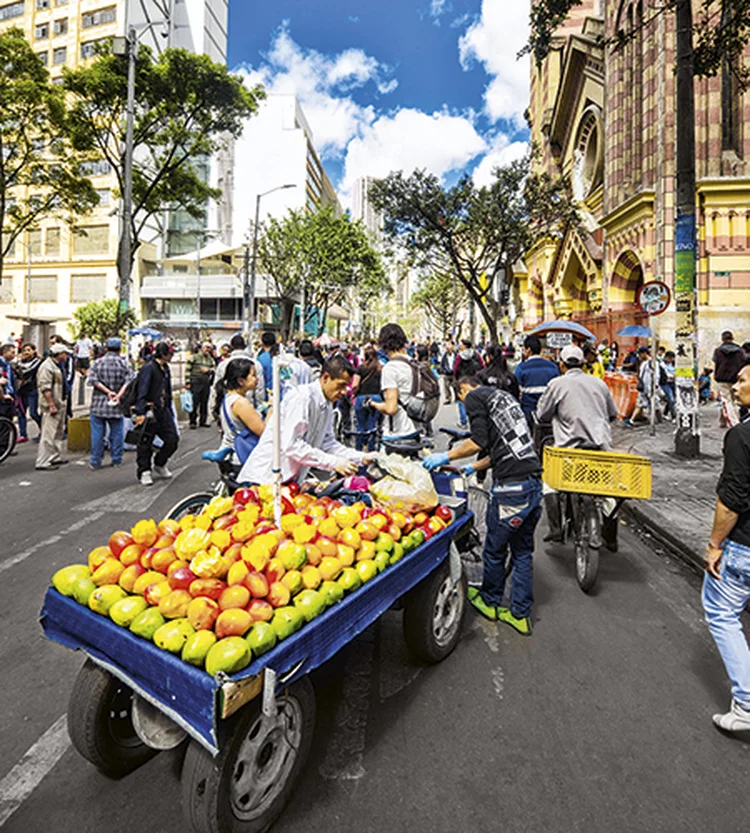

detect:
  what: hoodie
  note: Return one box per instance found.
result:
[713,341,746,383]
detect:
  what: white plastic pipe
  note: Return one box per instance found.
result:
[272,353,282,527]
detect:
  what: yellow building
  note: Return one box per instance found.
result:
[524,0,750,367]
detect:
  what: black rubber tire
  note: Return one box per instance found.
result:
[0,416,17,464]
[403,559,467,664]
[67,658,159,778]
[573,496,600,594]
[181,677,316,833]
[168,492,213,521]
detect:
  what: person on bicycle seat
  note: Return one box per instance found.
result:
[237,355,374,486]
[536,345,619,548]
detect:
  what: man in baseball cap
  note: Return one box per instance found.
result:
[536,340,619,547]
[35,343,71,470]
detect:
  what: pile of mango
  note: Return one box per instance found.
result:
[51,485,454,678]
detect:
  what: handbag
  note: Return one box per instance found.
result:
[180,389,193,414]
[221,396,259,464]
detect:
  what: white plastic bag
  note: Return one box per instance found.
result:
[371,453,439,511]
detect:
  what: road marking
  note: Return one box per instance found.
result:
[491,667,505,700]
[475,617,500,653]
[76,465,188,514]
[18,481,32,487]
[0,715,70,828]
[0,512,105,575]
[319,629,375,781]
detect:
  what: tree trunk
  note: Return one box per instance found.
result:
[279,297,296,340]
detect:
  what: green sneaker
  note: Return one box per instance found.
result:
[467,587,498,621]
[497,607,532,636]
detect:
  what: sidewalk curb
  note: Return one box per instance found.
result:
[622,502,704,574]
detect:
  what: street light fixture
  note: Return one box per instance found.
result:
[245,184,297,337]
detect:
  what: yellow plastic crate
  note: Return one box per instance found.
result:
[543,446,652,500]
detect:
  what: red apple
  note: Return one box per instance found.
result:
[434,505,453,524]
[233,488,256,506]
[247,599,274,622]
[168,566,197,591]
[244,571,269,598]
[187,596,220,630]
[108,530,134,559]
[189,577,227,600]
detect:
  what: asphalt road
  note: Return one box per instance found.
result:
[1,406,749,833]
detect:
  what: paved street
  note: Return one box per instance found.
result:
[1,407,750,833]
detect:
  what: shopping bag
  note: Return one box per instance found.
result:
[181,389,194,414]
[371,453,439,511]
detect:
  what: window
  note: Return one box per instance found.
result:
[29,276,58,303]
[51,77,64,86]
[81,5,116,28]
[36,50,49,65]
[35,23,50,40]
[73,225,109,255]
[37,0,50,8]
[55,0,69,5]
[53,17,67,36]
[94,188,110,207]
[80,39,106,59]
[71,274,106,303]
[52,46,66,65]
[0,2,25,21]
[29,229,42,256]
[45,227,60,256]
[79,159,111,177]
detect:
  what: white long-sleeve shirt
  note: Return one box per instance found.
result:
[238,380,364,484]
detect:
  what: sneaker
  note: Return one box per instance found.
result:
[51,458,69,465]
[467,587,498,620]
[17,436,29,444]
[35,464,58,471]
[140,470,154,486]
[712,699,750,733]
[111,461,122,468]
[88,462,101,471]
[153,465,173,479]
[497,607,532,636]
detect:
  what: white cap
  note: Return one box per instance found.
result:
[560,344,584,366]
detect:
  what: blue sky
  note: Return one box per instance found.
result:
[227,1,530,200]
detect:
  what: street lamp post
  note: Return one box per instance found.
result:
[116,27,137,317]
[245,184,297,338]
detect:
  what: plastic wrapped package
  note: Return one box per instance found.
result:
[370,454,439,512]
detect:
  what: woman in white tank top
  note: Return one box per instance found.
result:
[217,358,269,463]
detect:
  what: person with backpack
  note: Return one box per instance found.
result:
[453,339,484,428]
[217,358,268,465]
[477,343,520,400]
[87,338,133,470]
[299,339,322,380]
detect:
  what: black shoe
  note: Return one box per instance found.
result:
[189,424,197,430]
[52,458,70,465]
[199,423,210,428]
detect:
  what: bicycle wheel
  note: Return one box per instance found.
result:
[167,492,213,522]
[0,416,17,464]
[572,494,600,593]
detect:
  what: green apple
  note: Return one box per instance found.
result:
[71,576,97,606]
[355,560,378,584]
[409,529,426,549]
[205,636,252,677]
[271,606,305,641]
[374,552,391,572]
[130,608,166,640]
[337,567,362,594]
[246,621,277,657]
[154,619,195,653]
[182,630,218,668]
[375,532,394,553]
[52,564,91,596]
[293,589,326,622]
[319,580,344,607]
[389,543,405,565]
[109,596,148,628]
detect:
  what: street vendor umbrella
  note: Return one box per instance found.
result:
[528,320,597,342]
[129,326,163,338]
[616,325,653,338]
[314,333,337,348]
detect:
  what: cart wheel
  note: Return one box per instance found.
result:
[67,658,159,778]
[181,677,316,833]
[168,492,213,522]
[403,560,467,664]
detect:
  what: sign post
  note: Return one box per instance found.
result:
[638,281,672,436]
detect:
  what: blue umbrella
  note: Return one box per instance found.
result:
[129,326,163,338]
[528,320,597,341]
[616,325,653,338]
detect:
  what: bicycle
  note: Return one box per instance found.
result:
[0,414,18,464]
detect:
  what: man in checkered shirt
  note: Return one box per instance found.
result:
[87,338,133,470]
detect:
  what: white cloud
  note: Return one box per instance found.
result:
[472,135,528,187]
[342,108,486,194]
[459,0,530,124]
[430,0,449,20]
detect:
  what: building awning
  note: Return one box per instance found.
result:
[5,313,70,323]
[160,240,245,263]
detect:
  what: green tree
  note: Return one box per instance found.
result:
[411,271,467,339]
[369,157,578,343]
[63,43,264,303]
[0,28,98,284]
[258,206,389,338]
[68,298,138,343]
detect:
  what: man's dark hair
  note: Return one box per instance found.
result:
[461,338,472,349]
[299,339,314,357]
[1,342,15,354]
[665,351,676,361]
[583,344,597,358]
[230,334,246,351]
[22,343,36,351]
[523,335,542,354]
[458,375,482,388]
[154,341,172,358]
[722,330,734,341]
[261,331,276,348]
[321,355,355,380]
[378,323,407,353]
[416,344,428,361]
[742,342,750,353]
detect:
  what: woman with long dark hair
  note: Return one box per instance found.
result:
[351,347,382,451]
[477,343,520,400]
[216,358,269,464]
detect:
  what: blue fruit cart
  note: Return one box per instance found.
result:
[40,492,474,833]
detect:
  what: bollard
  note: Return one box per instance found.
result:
[67,416,91,453]
[77,373,86,406]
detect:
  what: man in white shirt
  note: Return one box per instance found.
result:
[370,323,419,440]
[238,355,373,485]
[74,336,94,376]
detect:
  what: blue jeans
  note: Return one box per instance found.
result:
[354,394,381,451]
[702,539,750,709]
[480,476,543,617]
[90,415,124,467]
[458,398,467,426]
[662,383,676,417]
[19,388,41,438]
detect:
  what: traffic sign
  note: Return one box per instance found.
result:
[638,281,671,316]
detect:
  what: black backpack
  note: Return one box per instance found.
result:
[118,376,139,416]
[390,355,440,423]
